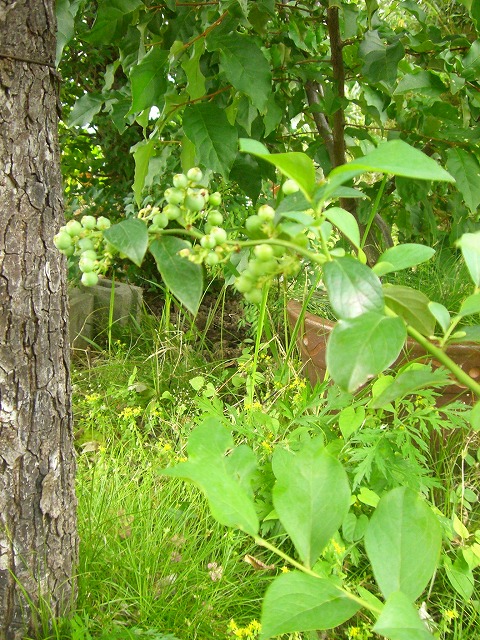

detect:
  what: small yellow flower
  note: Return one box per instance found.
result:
[332,539,345,555]
[281,565,290,573]
[443,609,458,621]
[261,440,273,453]
[347,627,362,639]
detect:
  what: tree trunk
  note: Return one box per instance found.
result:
[0,1,77,637]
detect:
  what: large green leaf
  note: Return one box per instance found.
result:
[373,244,435,277]
[394,70,446,97]
[181,40,206,101]
[260,572,360,639]
[383,285,435,336]
[160,418,259,536]
[446,148,480,213]
[103,218,148,267]
[364,487,442,601]
[323,257,385,319]
[327,313,407,392]
[183,103,238,178]
[67,93,103,128]
[149,237,203,315]
[56,0,82,65]
[373,591,436,640]
[359,31,405,87]
[459,292,480,318]
[329,140,455,185]
[239,139,316,199]
[84,0,143,44]
[206,32,272,111]
[444,554,475,601]
[324,207,361,249]
[130,48,169,114]
[271,439,350,568]
[456,232,480,287]
[132,138,156,206]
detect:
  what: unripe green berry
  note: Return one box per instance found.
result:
[244,288,263,305]
[53,231,73,251]
[81,215,97,230]
[248,258,277,276]
[282,179,300,195]
[96,216,111,230]
[81,249,98,261]
[207,210,224,226]
[77,237,95,252]
[200,235,216,250]
[164,188,185,206]
[235,274,255,294]
[164,204,181,220]
[187,167,203,183]
[245,215,263,235]
[210,226,227,244]
[152,212,169,228]
[209,192,222,207]
[79,256,96,273]
[81,271,99,287]
[65,220,83,237]
[205,252,220,266]
[184,193,205,212]
[173,173,188,189]
[257,205,275,222]
[254,244,274,261]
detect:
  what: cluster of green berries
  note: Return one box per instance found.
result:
[54,215,112,287]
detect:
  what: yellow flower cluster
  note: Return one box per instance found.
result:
[119,406,142,420]
[228,619,261,638]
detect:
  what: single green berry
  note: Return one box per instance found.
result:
[248,258,277,276]
[77,237,95,252]
[207,210,224,226]
[184,193,205,212]
[81,215,96,230]
[96,216,111,230]
[79,256,96,273]
[205,252,220,266]
[152,212,169,228]
[81,249,98,261]
[173,173,188,189]
[164,187,185,206]
[244,288,263,305]
[187,167,203,183]
[53,231,73,251]
[209,192,222,207]
[235,274,255,294]
[257,205,275,222]
[164,204,181,220]
[245,215,263,235]
[254,244,274,261]
[210,226,227,244]
[200,235,216,250]
[282,179,300,195]
[81,271,99,287]
[65,220,83,237]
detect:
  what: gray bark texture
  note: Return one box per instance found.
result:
[0,1,78,637]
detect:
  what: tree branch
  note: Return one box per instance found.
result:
[305,81,335,165]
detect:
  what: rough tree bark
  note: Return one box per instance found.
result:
[0,1,77,637]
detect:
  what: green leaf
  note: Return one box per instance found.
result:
[470,401,480,431]
[462,39,480,80]
[56,0,82,66]
[150,237,203,315]
[428,301,451,334]
[323,257,385,319]
[130,48,169,114]
[338,405,365,440]
[459,292,480,317]
[329,140,455,185]
[132,138,156,206]
[160,418,259,536]
[444,554,475,601]
[373,244,435,276]
[103,218,148,267]
[383,284,435,336]
[181,40,206,100]
[272,439,350,568]
[364,487,442,601]
[239,139,316,199]
[394,70,446,97]
[260,572,361,639]
[456,232,480,286]
[446,148,480,213]
[327,313,407,392]
[373,591,436,640]
[359,31,405,87]
[183,103,238,178]
[84,0,143,44]
[324,207,361,249]
[67,93,103,128]
[206,32,272,111]
[370,367,451,408]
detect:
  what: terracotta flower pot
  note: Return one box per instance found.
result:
[287,299,480,405]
